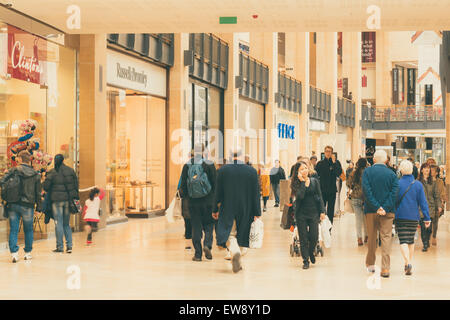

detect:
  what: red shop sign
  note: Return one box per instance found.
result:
[7,25,47,85]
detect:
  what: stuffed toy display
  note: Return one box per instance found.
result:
[7,119,42,168]
[32,150,53,173]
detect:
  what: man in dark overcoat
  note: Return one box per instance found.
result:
[213,148,261,273]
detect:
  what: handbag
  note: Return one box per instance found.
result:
[62,177,81,214]
[249,218,264,249]
[344,198,354,213]
[165,191,182,223]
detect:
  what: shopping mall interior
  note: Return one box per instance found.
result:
[0,0,450,302]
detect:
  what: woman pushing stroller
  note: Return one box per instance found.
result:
[291,161,326,269]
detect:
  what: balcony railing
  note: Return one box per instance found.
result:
[308,86,331,122]
[361,105,445,130]
[337,97,355,128]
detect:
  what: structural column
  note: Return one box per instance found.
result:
[167,33,190,203]
[343,32,362,161]
[78,34,107,228]
[250,32,278,165]
[316,32,338,147]
[376,31,391,106]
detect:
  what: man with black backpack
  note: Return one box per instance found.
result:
[0,150,42,263]
[179,143,216,262]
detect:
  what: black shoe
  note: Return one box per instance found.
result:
[185,246,192,250]
[66,248,72,254]
[274,203,279,207]
[310,255,316,264]
[422,246,428,252]
[203,247,212,260]
[52,249,63,253]
[192,256,202,262]
[302,261,310,269]
[263,207,267,212]
[405,264,412,275]
[232,252,242,273]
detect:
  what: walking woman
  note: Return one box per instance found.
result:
[43,154,79,253]
[430,164,446,246]
[347,158,368,246]
[259,165,271,212]
[418,163,441,252]
[291,161,326,269]
[395,160,431,275]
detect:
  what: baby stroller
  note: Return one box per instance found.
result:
[289,216,324,257]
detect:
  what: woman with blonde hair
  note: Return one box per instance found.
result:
[395,160,431,275]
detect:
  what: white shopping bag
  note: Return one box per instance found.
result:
[249,218,264,249]
[320,216,332,248]
[165,191,182,223]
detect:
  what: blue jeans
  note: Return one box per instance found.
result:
[272,183,280,204]
[351,198,367,239]
[53,201,72,250]
[8,204,34,253]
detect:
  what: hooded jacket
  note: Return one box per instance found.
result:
[0,164,42,210]
[43,162,79,202]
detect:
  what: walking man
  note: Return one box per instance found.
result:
[270,160,286,207]
[362,150,399,278]
[0,151,42,262]
[315,146,343,224]
[213,148,261,273]
[180,144,216,261]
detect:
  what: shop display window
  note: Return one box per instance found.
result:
[0,23,77,244]
[106,88,166,217]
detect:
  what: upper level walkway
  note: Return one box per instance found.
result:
[362,105,445,131]
[1,202,450,300]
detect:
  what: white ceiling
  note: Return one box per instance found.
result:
[2,0,450,34]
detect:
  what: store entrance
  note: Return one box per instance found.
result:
[106,88,166,219]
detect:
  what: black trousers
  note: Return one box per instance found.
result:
[189,203,214,259]
[322,192,337,224]
[184,218,192,240]
[86,222,98,241]
[296,214,320,263]
[419,218,432,247]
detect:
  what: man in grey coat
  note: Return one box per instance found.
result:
[213,148,261,273]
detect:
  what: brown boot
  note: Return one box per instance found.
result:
[432,237,437,246]
[357,238,363,246]
[364,236,368,243]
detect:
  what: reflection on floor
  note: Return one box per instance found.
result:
[0,203,449,300]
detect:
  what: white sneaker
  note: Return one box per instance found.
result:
[241,248,248,257]
[11,252,19,263]
[224,250,231,260]
[24,253,32,260]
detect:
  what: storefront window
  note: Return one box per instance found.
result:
[189,81,223,162]
[106,88,166,218]
[0,23,77,244]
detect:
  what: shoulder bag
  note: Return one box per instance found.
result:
[62,173,81,214]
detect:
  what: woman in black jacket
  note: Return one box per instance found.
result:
[292,161,326,269]
[43,154,79,253]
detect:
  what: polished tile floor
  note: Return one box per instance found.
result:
[1,203,449,300]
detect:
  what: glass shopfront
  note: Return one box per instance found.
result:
[238,98,265,167]
[0,23,77,247]
[188,81,223,163]
[105,50,166,218]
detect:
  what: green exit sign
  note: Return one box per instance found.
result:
[219,17,237,24]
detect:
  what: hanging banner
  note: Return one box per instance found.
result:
[7,25,47,85]
[407,68,416,106]
[362,32,376,63]
[392,68,399,104]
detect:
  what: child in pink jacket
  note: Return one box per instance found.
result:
[82,187,105,245]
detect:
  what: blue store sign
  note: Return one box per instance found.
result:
[278,123,295,140]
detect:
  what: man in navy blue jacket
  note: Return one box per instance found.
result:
[362,149,399,278]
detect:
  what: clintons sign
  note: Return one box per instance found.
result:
[7,25,47,85]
